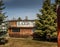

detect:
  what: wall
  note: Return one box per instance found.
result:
[8,28,33,37]
[17,21,35,27]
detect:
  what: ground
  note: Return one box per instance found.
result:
[0,38,57,47]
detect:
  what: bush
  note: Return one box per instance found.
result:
[33,30,57,42]
[33,30,46,40]
[0,37,8,45]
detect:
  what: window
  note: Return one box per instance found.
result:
[12,28,20,32]
[21,22,24,25]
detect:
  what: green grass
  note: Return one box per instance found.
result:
[0,38,57,47]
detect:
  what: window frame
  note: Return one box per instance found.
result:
[12,28,20,32]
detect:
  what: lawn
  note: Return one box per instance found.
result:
[0,38,57,47]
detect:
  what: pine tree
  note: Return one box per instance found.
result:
[0,0,6,25]
[35,0,57,40]
[55,0,60,4]
[0,0,7,37]
[52,0,60,12]
[18,17,22,20]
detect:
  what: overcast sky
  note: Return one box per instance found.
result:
[3,0,55,20]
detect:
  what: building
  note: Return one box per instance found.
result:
[8,20,35,37]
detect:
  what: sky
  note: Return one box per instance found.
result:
[3,0,55,20]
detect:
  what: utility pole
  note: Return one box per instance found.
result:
[57,4,60,47]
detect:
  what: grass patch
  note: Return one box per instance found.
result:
[0,38,57,47]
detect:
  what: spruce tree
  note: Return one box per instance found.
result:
[35,0,57,40]
[0,0,6,25]
[0,0,7,37]
[52,0,60,12]
[55,0,60,4]
[18,17,22,20]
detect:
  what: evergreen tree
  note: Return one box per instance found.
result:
[55,0,60,4]
[52,0,60,12]
[18,17,22,20]
[35,0,57,40]
[0,0,7,37]
[0,0,6,25]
